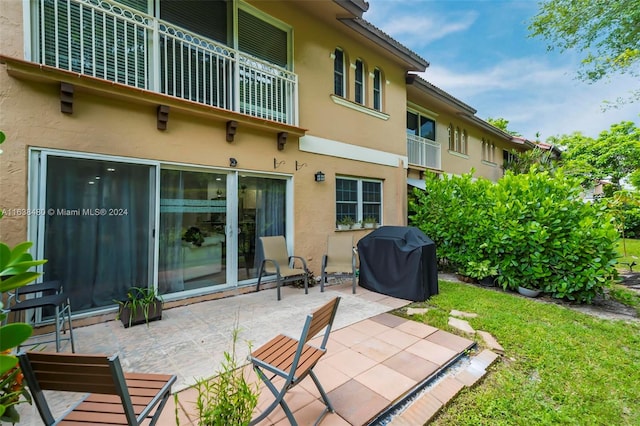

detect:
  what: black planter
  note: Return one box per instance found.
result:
[119,299,163,328]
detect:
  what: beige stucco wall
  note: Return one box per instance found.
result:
[0,0,410,280]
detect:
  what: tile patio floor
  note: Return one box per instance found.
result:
[17,280,475,425]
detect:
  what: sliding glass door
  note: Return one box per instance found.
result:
[40,155,155,314]
[33,152,291,315]
[158,169,227,294]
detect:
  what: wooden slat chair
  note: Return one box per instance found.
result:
[256,236,310,301]
[249,297,341,426]
[320,235,357,294]
[18,351,176,426]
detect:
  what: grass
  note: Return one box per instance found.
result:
[616,238,640,271]
[407,281,640,425]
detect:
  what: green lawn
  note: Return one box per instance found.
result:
[405,281,640,425]
[616,238,640,271]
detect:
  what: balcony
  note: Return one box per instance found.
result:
[34,0,298,126]
[407,134,441,170]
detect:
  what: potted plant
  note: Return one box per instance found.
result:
[362,217,377,229]
[337,216,354,230]
[115,286,163,328]
[351,220,363,230]
[183,226,205,247]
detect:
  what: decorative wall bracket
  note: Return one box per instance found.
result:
[157,105,170,130]
[60,82,74,114]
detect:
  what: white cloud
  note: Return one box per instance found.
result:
[378,13,478,46]
[419,59,639,138]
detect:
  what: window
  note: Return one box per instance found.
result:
[448,124,454,150]
[334,48,345,97]
[354,59,365,104]
[336,177,382,226]
[373,68,382,111]
[406,111,435,141]
[461,129,468,154]
[482,139,496,162]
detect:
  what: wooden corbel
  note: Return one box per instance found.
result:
[157,105,170,130]
[60,82,74,114]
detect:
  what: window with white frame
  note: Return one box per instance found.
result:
[482,139,496,162]
[448,124,454,150]
[462,129,468,154]
[449,125,467,155]
[373,68,382,111]
[334,48,345,97]
[354,59,365,104]
[407,111,435,141]
[336,177,382,226]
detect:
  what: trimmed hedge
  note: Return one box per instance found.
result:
[410,170,619,302]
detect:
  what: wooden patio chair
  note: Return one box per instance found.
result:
[249,297,341,426]
[18,351,176,426]
[320,235,357,294]
[256,235,310,301]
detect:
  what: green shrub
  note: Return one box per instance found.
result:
[411,169,619,302]
[410,171,493,271]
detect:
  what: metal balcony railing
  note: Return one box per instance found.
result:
[36,0,298,125]
[407,134,441,169]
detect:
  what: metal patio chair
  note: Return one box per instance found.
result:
[249,297,341,426]
[320,234,357,294]
[256,235,310,301]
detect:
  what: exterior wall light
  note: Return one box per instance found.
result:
[315,171,325,182]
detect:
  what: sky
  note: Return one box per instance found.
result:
[364,0,639,140]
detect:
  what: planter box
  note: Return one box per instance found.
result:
[119,299,163,328]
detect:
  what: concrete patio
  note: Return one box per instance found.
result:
[16,279,495,425]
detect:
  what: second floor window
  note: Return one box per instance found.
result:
[334,48,345,97]
[407,111,435,141]
[336,177,382,226]
[354,59,364,104]
[373,68,382,111]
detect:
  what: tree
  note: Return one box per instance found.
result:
[529,0,640,104]
[486,117,522,136]
[557,121,640,188]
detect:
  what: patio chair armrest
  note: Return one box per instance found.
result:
[261,258,281,275]
[289,256,308,271]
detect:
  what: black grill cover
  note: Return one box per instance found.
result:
[357,226,438,301]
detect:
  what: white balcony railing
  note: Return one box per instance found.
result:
[407,134,441,169]
[36,0,298,125]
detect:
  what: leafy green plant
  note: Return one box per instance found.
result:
[460,260,498,281]
[114,286,163,328]
[363,216,377,225]
[183,329,259,426]
[0,241,46,422]
[411,169,619,302]
[337,216,355,228]
[183,226,205,247]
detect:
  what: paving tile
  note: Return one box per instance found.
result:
[321,348,378,378]
[407,307,429,316]
[390,393,442,426]
[448,316,476,334]
[450,309,478,318]
[406,340,458,365]
[382,351,440,382]
[349,318,393,337]
[370,312,408,328]
[477,331,505,354]
[426,329,475,353]
[429,377,465,405]
[455,365,486,387]
[377,327,421,350]
[354,364,417,401]
[263,386,317,425]
[298,362,351,396]
[378,296,412,309]
[395,320,439,338]
[327,379,390,426]
[356,290,390,302]
[474,348,500,367]
[351,336,403,362]
[330,326,371,348]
